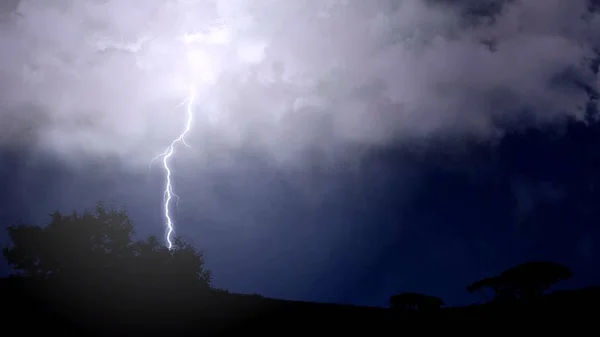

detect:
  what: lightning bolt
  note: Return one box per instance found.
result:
[148,29,223,249]
[93,32,209,249]
[151,86,197,249]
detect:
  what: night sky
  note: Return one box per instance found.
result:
[1,0,600,307]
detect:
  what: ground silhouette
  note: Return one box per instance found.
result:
[2,203,599,335]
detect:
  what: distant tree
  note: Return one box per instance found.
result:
[2,202,211,292]
[466,277,504,302]
[467,261,572,303]
[498,261,572,301]
[389,292,445,312]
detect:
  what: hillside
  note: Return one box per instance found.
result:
[2,278,598,335]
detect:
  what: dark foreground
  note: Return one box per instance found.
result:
[3,278,598,335]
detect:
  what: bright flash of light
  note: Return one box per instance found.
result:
[187,49,219,83]
[151,86,197,249]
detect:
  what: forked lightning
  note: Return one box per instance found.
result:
[152,86,197,249]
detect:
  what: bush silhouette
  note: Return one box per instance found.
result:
[389,292,445,312]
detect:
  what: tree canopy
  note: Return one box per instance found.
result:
[467,261,572,303]
[2,202,211,293]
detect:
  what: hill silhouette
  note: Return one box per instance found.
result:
[2,202,599,335]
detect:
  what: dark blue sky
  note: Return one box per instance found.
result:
[2,117,600,307]
[1,0,600,308]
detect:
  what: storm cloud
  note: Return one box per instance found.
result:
[0,0,599,169]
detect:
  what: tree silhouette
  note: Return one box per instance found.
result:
[467,261,572,303]
[2,202,211,293]
[498,261,572,301]
[389,292,445,312]
[466,277,503,302]
[130,235,211,292]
